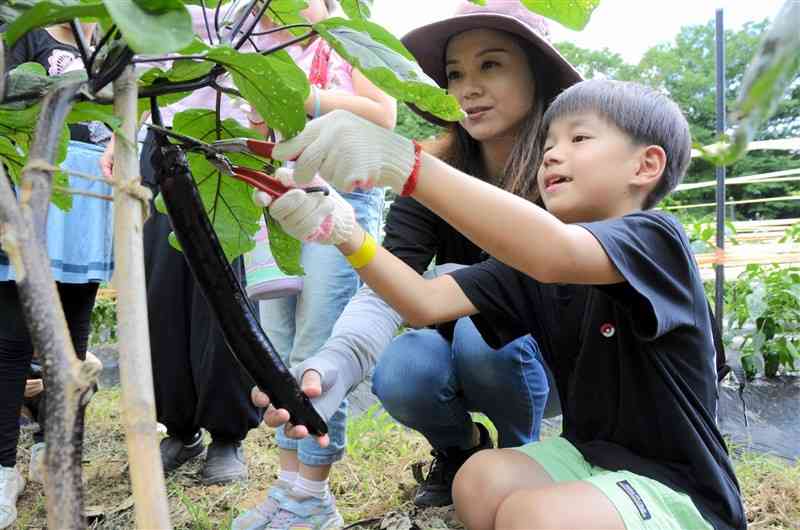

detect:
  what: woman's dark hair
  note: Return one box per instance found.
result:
[424,33,551,202]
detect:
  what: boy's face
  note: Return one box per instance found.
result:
[538,111,648,223]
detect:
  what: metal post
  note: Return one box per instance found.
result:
[714,9,726,329]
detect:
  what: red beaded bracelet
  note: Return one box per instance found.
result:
[401,140,423,197]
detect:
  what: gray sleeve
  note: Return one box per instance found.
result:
[292,264,467,420]
[290,284,401,420]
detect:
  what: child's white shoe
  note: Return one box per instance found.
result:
[0,465,26,529]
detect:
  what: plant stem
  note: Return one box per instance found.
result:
[111,66,173,529]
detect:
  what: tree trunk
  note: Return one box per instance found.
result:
[0,76,95,527]
[111,66,173,529]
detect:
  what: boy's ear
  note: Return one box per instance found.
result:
[633,145,667,189]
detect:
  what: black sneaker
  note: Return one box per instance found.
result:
[200,440,248,485]
[413,422,493,507]
[160,431,205,472]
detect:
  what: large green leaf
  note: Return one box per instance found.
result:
[700,0,800,166]
[2,62,51,103]
[3,1,108,47]
[102,0,194,54]
[315,18,463,121]
[162,109,266,261]
[265,0,310,36]
[340,0,372,22]
[67,100,121,129]
[206,45,309,137]
[467,0,599,31]
[267,213,303,275]
[520,1,599,31]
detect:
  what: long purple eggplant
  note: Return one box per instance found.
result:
[152,136,327,436]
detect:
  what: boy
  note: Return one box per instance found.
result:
[259,79,747,529]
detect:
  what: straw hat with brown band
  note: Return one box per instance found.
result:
[401,0,583,126]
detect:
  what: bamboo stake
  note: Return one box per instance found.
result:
[111,66,172,529]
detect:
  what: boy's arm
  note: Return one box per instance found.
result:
[274,111,622,286]
[338,225,477,328]
[411,154,624,286]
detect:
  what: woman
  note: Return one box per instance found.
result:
[241,1,581,526]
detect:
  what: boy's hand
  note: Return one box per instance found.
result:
[272,110,415,193]
[264,170,355,245]
[251,372,331,448]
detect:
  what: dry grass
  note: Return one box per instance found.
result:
[10,388,800,529]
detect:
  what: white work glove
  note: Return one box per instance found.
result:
[254,169,355,245]
[271,110,417,193]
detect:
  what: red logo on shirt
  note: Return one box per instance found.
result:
[600,323,615,338]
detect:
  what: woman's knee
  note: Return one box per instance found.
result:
[372,331,453,419]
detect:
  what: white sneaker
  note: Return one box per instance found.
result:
[28,442,46,485]
[0,465,26,529]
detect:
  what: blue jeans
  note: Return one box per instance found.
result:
[259,188,383,466]
[372,317,549,449]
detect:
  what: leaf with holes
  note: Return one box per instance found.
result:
[206,45,309,138]
[520,0,599,31]
[315,18,462,121]
[340,0,372,21]
[265,0,309,35]
[164,109,265,261]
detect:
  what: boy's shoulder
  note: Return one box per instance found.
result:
[583,210,692,266]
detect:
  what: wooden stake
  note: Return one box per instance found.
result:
[111,66,172,529]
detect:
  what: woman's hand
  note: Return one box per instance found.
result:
[272,110,416,193]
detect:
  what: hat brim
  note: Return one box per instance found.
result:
[401,13,582,127]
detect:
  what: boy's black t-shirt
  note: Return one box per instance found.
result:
[449,211,746,530]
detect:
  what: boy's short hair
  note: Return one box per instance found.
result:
[542,79,691,209]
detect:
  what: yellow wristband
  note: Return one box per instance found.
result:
[346,232,377,269]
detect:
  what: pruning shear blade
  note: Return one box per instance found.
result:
[147,124,325,200]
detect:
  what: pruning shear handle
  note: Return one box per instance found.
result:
[227,165,328,200]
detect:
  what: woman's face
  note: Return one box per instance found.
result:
[445,29,536,143]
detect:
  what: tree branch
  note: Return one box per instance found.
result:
[0,81,96,530]
[23,80,85,242]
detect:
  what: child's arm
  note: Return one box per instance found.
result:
[306,69,396,130]
[338,225,477,327]
[274,111,624,287]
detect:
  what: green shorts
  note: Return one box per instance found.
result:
[514,437,713,530]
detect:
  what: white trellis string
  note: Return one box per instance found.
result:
[21,159,152,217]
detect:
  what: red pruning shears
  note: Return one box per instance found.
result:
[147,124,327,200]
